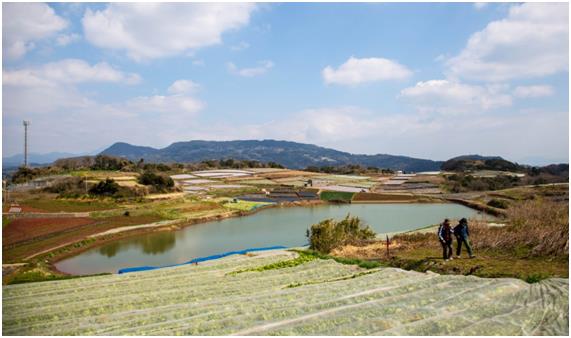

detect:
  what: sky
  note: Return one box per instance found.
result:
[2,2,569,165]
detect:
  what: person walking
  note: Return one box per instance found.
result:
[454,218,475,258]
[438,219,453,261]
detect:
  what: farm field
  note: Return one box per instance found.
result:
[2,249,567,335]
[18,197,117,213]
[3,217,97,246]
[352,192,417,202]
[319,191,355,202]
[3,214,166,263]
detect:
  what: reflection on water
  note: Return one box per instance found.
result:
[56,203,484,275]
[98,232,177,257]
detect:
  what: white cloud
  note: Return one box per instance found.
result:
[169,106,567,163]
[399,79,512,114]
[322,57,412,86]
[56,33,81,46]
[2,3,68,59]
[227,60,274,77]
[513,85,554,98]
[124,94,204,115]
[168,80,200,95]
[82,3,256,60]
[447,3,569,81]
[2,79,205,155]
[473,3,488,11]
[192,60,205,67]
[230,41,250,51]
[3,59,141,87]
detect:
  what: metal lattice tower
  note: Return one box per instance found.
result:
[23,120,30,167]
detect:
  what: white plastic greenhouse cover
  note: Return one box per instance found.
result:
[2,250,568,335]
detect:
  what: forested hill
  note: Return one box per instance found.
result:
[100,140,442,172]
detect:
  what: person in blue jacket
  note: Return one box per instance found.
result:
[437,219,453,261]
[454,218,475,258]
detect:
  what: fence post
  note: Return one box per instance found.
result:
[386,234,390,258]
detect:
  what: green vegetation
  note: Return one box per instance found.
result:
[137,171,175,192]
[8,268,110,285]
[89,178,120,196]
[230,251,317,274]
[21,197,116,212]
[319,191,355,202]
[57,155,286,173]
[285,269,381,288]
[218,198,272,212]
[10,166,63,184]
[91,155,133,171]
[2,216,12,229]
[444,173,521,192]
[299,249,383,269]
[305,164,394,175]
[441,157,519,172]
[307,214,376,253]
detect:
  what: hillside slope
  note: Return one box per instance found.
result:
[100,140,442,171]
[3,250,568,335]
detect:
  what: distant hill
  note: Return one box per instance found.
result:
[446,154,504,162]
[441,155,520,172]
[100,140,443,172]
[2,152,78,167]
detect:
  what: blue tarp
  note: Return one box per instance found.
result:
[118,245,288,274]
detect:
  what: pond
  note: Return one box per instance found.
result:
[55,203,484,275]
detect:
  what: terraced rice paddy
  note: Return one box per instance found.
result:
[3,250,568,335]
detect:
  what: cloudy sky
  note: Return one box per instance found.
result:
[2,2,569,164]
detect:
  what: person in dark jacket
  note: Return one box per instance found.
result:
[454,218,475,258]
[437,219,453,261]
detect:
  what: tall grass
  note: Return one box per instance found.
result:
[470,200,568,257]
[390,199,569,258]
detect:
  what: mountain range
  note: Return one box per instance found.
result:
[2,152,79,167]
[100,140,443,172]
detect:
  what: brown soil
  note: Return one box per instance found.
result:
[352,192,416,202]
[3,217,97,246]
[260,170,319,179]
[3,215,164,263]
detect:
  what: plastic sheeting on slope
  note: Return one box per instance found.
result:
[3,250,568,335]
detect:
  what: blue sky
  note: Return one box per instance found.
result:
[2,2,569,164]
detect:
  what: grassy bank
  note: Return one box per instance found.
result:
[331,185,569,282]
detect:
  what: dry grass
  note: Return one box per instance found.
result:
[388,199,569,258]
[331,240,403,259]
[470,199,568,257]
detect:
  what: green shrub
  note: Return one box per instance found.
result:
[89,178,119,196]
[10,166,63,184]
[525,273,549,284]
[90,155,133,171]
[307,214,376,253]
[44,177,86,197]
[138,171,174,192]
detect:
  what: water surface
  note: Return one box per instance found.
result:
[56,203,483,275]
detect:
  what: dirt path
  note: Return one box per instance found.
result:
[88,220,181,238]
[3,212,92,218]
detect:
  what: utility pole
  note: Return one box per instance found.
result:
[23,120,30,167]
